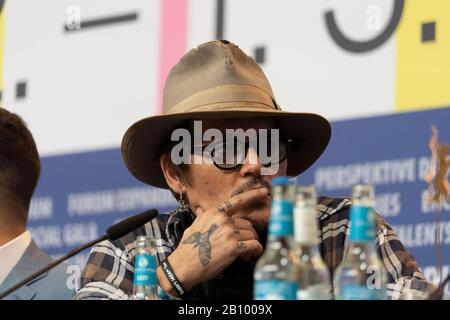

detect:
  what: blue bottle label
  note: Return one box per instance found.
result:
[349,206,375,242]
[254,280,298,300]
[340,285,385,300]
[269,200,294,236]
[134,254,157,286]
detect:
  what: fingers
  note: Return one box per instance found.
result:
[233,229,258,242]
[236,239,263,258]
[231,216,253,229]
[196,207,204,217]
[216,187,269,217]
[233,222,260,260]
[231,217,258,240]
[195,187,269,220]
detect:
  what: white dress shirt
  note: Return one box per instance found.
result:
[0,231,32,285]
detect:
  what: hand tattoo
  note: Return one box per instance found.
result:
[182,223,219,267]
[238,241,246,250]
[216,200,232,213]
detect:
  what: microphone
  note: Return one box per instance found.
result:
[428,274,450,300]
[0,209,158,300]
[106,209,158,240]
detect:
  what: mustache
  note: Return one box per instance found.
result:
[230,176,271,197]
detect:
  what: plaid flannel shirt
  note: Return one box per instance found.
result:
[75,196,434,300]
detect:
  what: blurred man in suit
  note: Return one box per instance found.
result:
[0,108,74,300]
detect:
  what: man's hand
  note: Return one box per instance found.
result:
[157,187,268,296]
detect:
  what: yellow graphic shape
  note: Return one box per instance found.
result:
[396,0,450,111]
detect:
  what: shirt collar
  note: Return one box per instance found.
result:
[0,231,32,286]
[165,206,195,248]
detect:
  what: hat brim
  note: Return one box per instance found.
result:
[121,109,331,189]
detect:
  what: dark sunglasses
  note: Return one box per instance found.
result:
[193,136,292,170]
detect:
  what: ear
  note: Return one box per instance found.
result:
[160,154,186,194]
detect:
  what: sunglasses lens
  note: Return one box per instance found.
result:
[210,137,288,170]
[259,137,288,167]
[211,141,245,169]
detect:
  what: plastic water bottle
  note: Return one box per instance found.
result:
[292,185,332,300]
[334,184,388,300]
[131,236,159,300]
[253,176,297,300]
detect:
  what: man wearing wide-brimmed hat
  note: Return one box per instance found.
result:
[76,40,432,300]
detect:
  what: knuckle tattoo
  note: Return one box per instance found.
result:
[238,241,246,250]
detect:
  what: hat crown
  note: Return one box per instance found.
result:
[162,40,276,114]
[122,40,331,189]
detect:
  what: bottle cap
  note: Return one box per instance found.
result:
[271,176,289,186]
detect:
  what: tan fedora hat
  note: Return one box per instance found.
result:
[122,40,331,189]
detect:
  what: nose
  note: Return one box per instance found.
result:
[239,147,262,177]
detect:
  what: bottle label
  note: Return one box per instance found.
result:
[340,285,385,300]
[349,206,375,242]
[269,200,294,237]
[297,287,331,300]
[294,207,319,245]
[254,280,298,300]
[134,254,157,286]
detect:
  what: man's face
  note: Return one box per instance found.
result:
[180,117,288,231]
